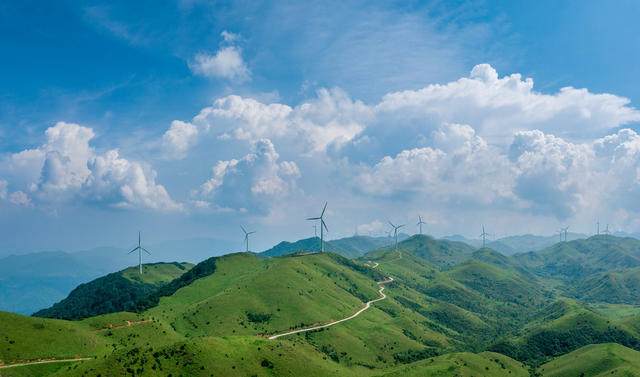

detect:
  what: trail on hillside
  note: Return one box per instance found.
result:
[268,277,394,340]
[92,319,152,333]
[0,357,92,369]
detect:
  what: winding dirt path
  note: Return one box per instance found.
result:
[0,357,91,369]
[91,319,152,333]
[268,277,394,340]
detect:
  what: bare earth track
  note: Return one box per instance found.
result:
[0,357,92,369]
[268,250,401,340]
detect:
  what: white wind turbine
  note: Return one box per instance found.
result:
[480,226,489,248]
[417,216,426,235]
[128,232,151,274]
[241,226,256,252]
[306,202,328,252]
[389,221,405,251]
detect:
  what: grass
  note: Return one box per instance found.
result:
[538,343,640,377]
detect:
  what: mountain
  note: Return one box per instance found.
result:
[392,234,475,269]
[5,234,640,375]
[569,267,640,304]
[33,262,193,320]
[514,235,640,280]
[538,343,640,377]
[0,237,235,315]
[442,233,587,256]
[260,234,403,258]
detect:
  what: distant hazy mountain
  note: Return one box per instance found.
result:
[0,237,234,315]
[260,234,407,258]
[441,233,587,255]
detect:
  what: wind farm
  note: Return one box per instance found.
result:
[2,1,640,376]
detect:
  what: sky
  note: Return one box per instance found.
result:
[1,0,640,256]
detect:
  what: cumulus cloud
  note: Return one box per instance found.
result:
[161,120,199,159]
[189,31,250,81]
[192,87,373,154]
[0,122,180,211]
[377,63,640,140]
[356,123,515,208]
[194,139,299,213]
[84,150,181,211]
[509,130,593,219]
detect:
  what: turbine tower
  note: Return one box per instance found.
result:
[241,226,256,252]
[480,226,489,248]
[603,224,611,235]
[417,216,426,235]
[597,221,600,235]
[561,226,569,242]
[128,231,151,274]
[306,202,328,252]
[389,221,405,251]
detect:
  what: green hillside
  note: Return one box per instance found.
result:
[515,235,640,280]
[571,267,640,304]
[33,262,192,320]
[538,343,640,377]
[261,235,399,258]
[6,234,640,376]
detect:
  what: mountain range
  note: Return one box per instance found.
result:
[3,234,640,375]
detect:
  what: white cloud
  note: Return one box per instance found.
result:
[357,220,383,235]
[0,179,7,200]
[509,130,593,218]
[376,63,640,140]
[355,123,515,207]
[161,120,199,159]
[84,149,182,211]
[0,122,180,211]
[191,88,373,154]
[221,30,240,42]
[194,139,299,213]
[190,46,250,81]
[9,191,31,206]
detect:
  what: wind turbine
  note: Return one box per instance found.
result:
[603,224,611,235]
[313,224,318,237]
[389,221,405,251]
[128,232,151,274]
[417,216,425,235]
[306,202,328,252]
[561,226,569,242]
[241,226,256,252]
[480,226,489,248]
[597,221,600,235]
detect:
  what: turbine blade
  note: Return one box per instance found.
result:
[241,225,247,234]
[142,247,151,255]
[388,220,395,227]
[322,220,328,232]
[128,247,139,254]
[307,217,321,220]
[248,231,256,235]
[321,202,327,217]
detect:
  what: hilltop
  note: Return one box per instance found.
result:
[260,234,406,258]
[33,262,193,320]
[3,234,640,375]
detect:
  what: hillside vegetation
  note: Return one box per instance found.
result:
[33,262,192,320]
[4,235,640,375]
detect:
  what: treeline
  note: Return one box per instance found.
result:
[33,272,159,320]
[134,257,217,312]
[490,326,640,365]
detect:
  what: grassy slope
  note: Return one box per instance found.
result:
[515,235,640,280]
[377,351,529,377]
[33,262,192,320]
[145,252,382,338]
[539,343,640,377]
[571,267,640,304]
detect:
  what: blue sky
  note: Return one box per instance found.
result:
[1,0,640,256]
